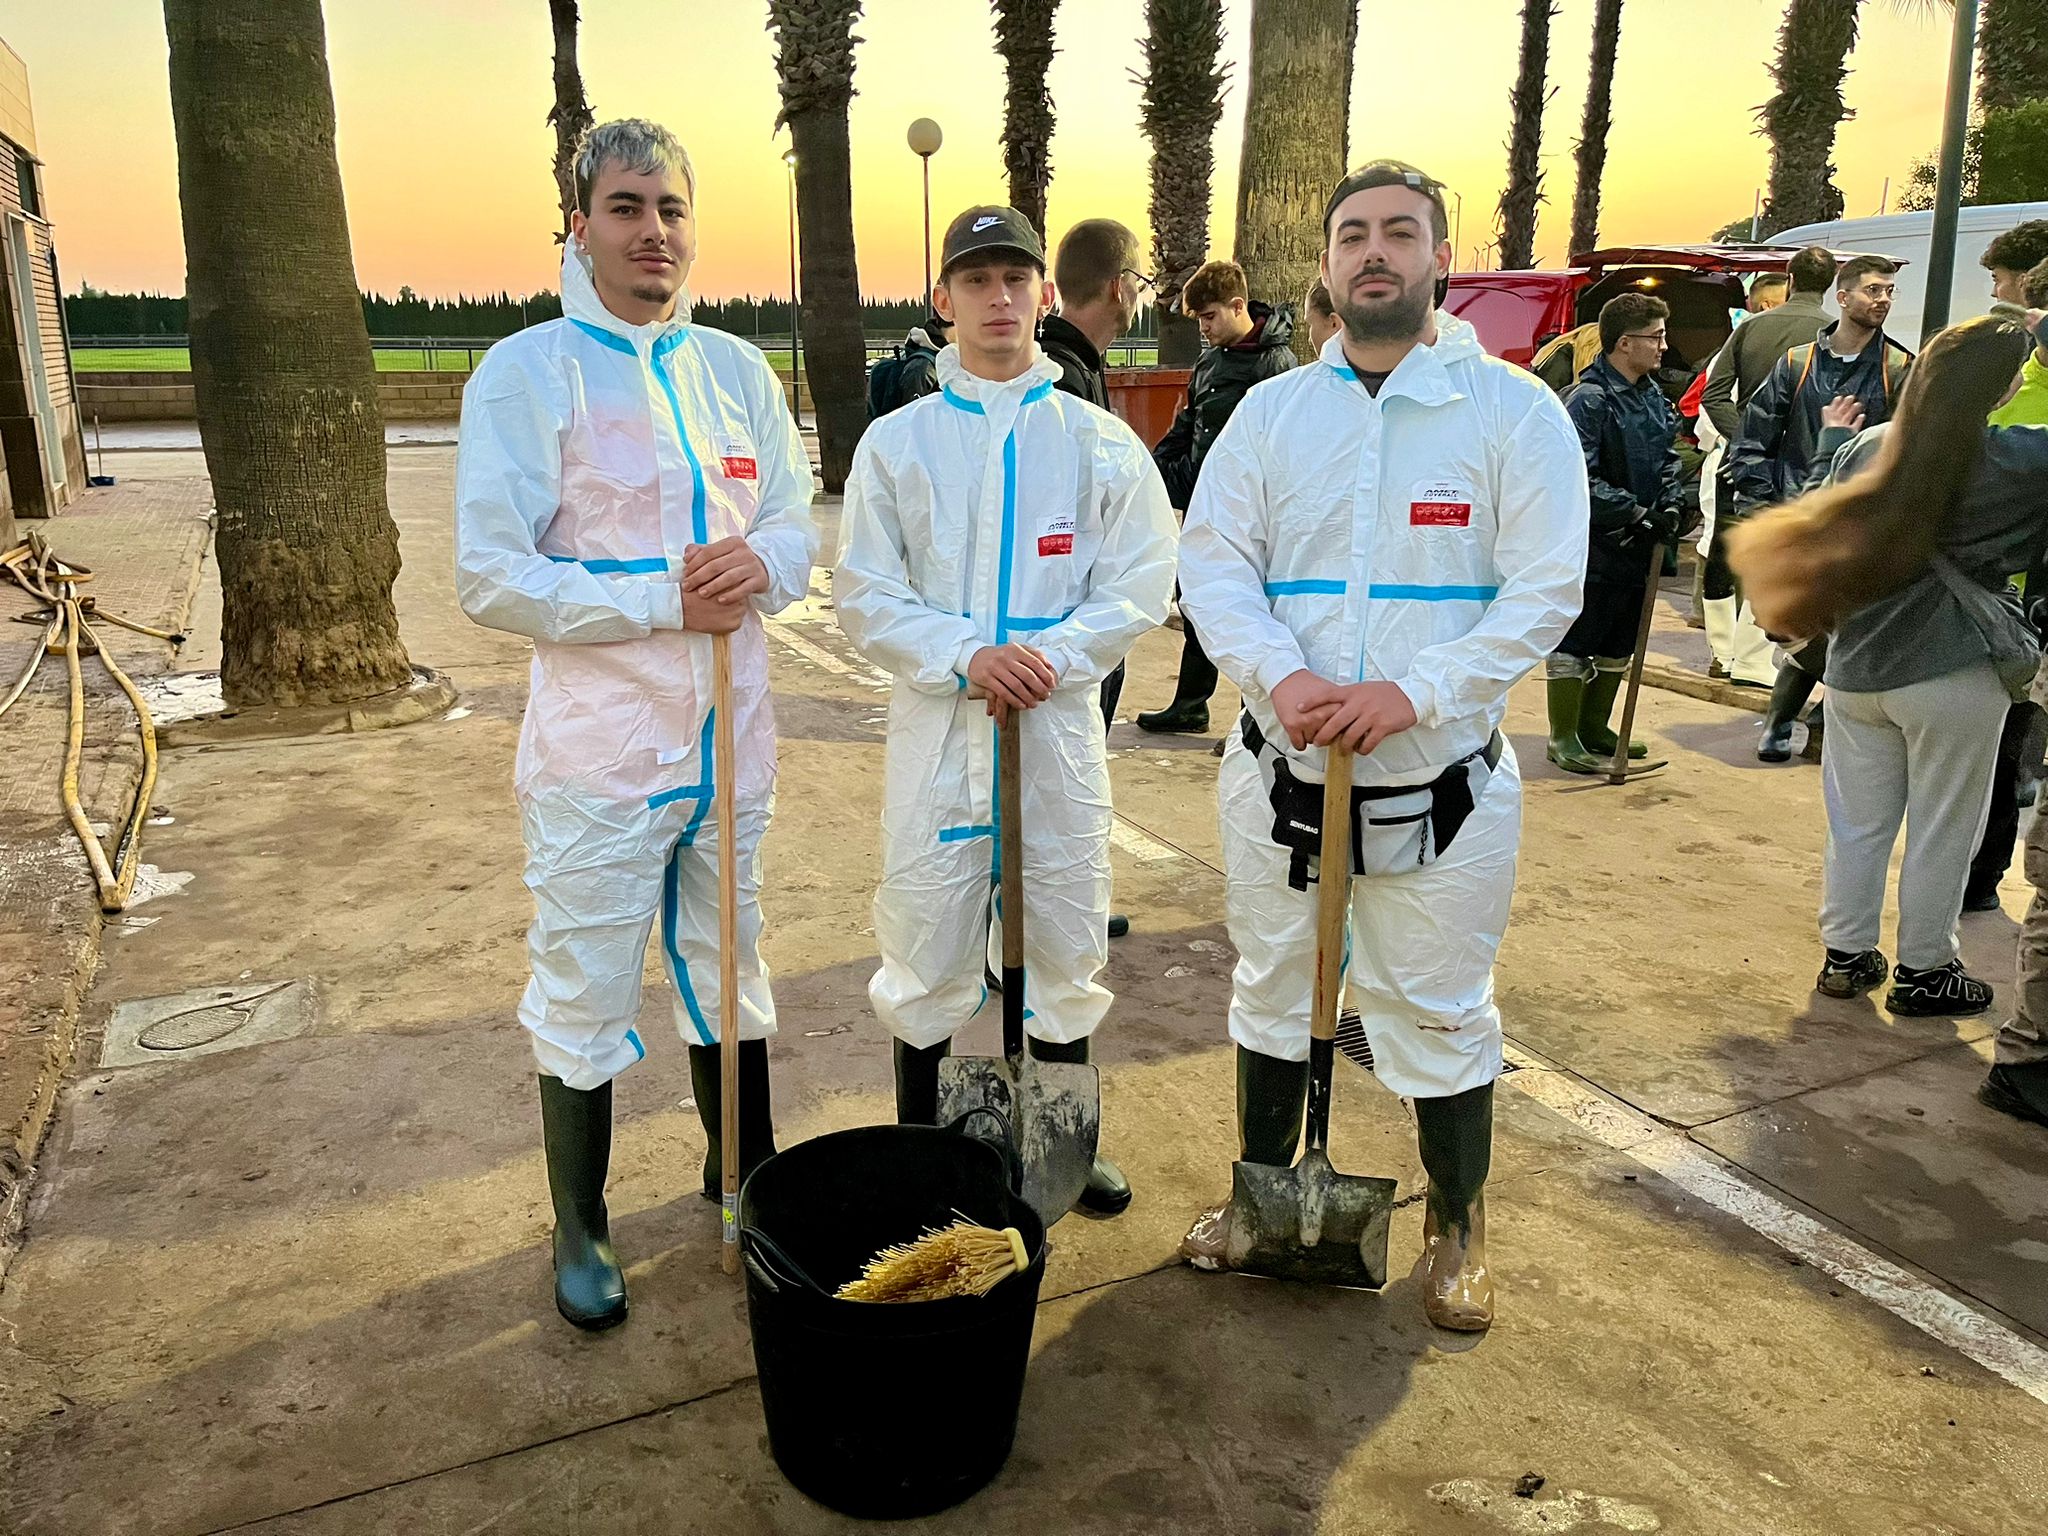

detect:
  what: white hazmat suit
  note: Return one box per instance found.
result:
[455,247,817,1090]
[835,347,1177,1050]
[1181,318,1587,1098]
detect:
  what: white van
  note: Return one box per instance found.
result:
[1770,202,2048,348]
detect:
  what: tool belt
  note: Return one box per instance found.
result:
[1241,712,1503,891]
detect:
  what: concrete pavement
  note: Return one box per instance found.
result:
[0,447,2044,1534]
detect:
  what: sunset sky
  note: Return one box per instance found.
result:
[11,1,1959,303]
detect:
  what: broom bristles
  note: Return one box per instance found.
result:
[836,1219,1030,1303]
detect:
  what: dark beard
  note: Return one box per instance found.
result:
[1337,278,1432,345]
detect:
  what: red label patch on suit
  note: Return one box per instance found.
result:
[1038,533,1074,556]
[1411,501,1471,527]
[721,456,758,481]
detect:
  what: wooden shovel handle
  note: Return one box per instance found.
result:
[1313,743,1353,1046]
[714,631,741,1276]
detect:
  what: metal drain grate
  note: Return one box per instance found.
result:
[101,980,313,1070]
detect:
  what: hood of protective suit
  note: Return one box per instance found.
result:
[933,342,1061,403]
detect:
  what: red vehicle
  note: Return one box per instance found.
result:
[1444,243,1895,374]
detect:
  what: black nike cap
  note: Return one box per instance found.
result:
[940,205,1047,276]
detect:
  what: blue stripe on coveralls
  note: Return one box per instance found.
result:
[546,554,670,575]
[1264,579,1347,596]
[1368,583,1498,602]
[655,713,720,1043]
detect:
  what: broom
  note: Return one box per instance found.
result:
[836,1217,1032,1303]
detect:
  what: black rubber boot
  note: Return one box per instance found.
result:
[1237,1045,1309,1166]
[1577,667,1648,759]
[1415,1081,1495,1332]
[1135,699,1211,735]
[1758,664,1815,763]
[688,1040,778,1202]
[1029,1036,1132,1215]
[1545,676,1602,774]
[537,1074,628,1330]
[893,1037,951,1126]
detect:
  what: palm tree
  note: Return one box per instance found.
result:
[162,0,414,709]
[1756,0,1861,235]
[1136,0,1226,367]
[1232,0,1357,360]
[1568,0,1624,259]
[1496,0,1557,271]
[1979,0,2048,113]
[767,0,867,494]
[993,0,1060,241]
[547,0,595,244]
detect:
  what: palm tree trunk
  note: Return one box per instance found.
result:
[1757,0,1860,236]
[162,0,413,710]
[1139,0,1226,368]
[1233,0,1357,361]
[1569,0,1624,259]
[1979,0,2048,114]
[768,0,867,494]
[548,0,595,244]
[1497,0,1557,271]
[994,0,1060,241]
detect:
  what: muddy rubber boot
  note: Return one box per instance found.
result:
[1577,667,1648,759]
[1135,699,1211,735]
[1182,1047,1311,1268]
[538,1074,628,1331]
[1414,1081,1494,1332]
[688,1041,778,1202]
[1545,676,1603,774]
[1757,664,1814,763]
[1028,1036,1131,1215]
[893,1037,951,1126]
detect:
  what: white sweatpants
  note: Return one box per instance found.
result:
[1217,733,1523,1098]
[517,784,776,1090]
[1819,663,2007,971]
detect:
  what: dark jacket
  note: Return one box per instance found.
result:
[1563,355,1686,584]
[1815,422,2048,693]
[1152,300,1297,508]
[1699,292,1831,440]
[894,326,944,409]
[1725,320,1914,514]
[1038,313,1109,408]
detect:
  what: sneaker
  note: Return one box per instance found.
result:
[1885,961,1993,1018]
[1816,948,1888,999]
[1978,1063,2048,1128]
[1708,658,1730,680]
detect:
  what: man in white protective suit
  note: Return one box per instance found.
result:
[1175,161,1588,1331]
[835,205,1177,1218]
[455,120,817,1329]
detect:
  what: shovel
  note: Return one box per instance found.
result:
[1224,740,1397,1287]
[714,630,742,1277]
[936,708,1101,1230]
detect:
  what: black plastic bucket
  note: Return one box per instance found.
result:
[739,1124,1046,1519]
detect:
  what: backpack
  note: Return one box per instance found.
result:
[866,346,910,422]
[1787,341,1901,408]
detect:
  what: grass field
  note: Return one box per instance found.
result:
[73,341,1163,374]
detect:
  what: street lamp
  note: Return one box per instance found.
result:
[784,146,802,423]
[1921,0,1980,341]
[907,117,943,302]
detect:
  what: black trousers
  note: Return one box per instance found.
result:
[1100,661,1125,728]
[1969,701,2042,900]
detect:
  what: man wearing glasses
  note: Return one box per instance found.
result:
[1544,293,1687,775]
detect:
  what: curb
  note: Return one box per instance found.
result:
[1640,662,1774,715]
[157,667,460,748]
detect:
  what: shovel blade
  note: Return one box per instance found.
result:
[1225,1148,1397,1289]
[937,1054,1100,1231]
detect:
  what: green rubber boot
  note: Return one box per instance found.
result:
[1545,676,1604,775]
[688,1040,778,1202]
[1029,1036,1132,1215]
[537,1074,628,1330]
[1415,1082,1495,1332]
[1578,667,1649,759]
[893,1037,951,1126]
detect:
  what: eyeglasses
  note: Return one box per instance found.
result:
[1622,330,1668,346]
[1121,268,1158,296]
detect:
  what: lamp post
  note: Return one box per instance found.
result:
[1921,0,1980,341]
[907,117,943,302]
[784,147,801,422]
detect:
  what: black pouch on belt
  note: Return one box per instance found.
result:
[1242,712,1503,891]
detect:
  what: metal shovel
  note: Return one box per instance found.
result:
[1225,741,1398,1287]
[936,708,1101,1230]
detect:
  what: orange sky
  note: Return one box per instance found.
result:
[10,0,1958,302]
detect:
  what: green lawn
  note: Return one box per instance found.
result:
[73,340,1163,374]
